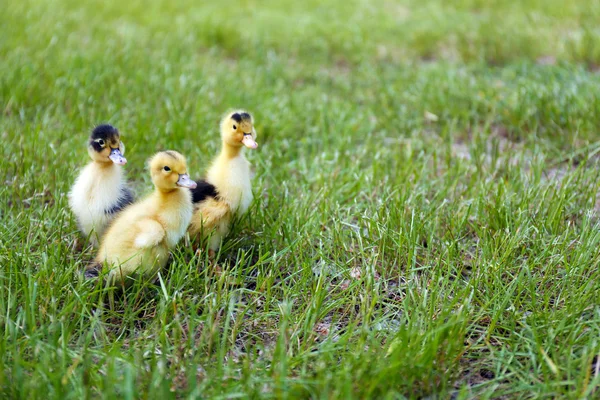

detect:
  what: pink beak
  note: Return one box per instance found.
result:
[242,134,258,149]
[177,174,197,189]
[109,148,127,165]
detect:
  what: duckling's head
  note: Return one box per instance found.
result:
[88,124,127,165]
[220,110,258,149]
[149,151,197,191]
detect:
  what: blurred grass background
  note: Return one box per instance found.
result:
[1,0,600,398]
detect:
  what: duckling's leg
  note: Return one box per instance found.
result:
[192,234,218,259]
[89,225,105,248]
[190,229,208,257]
[191,200,230,257]
[72,237,84,252]
[208,233,222,257]
[206,233,224,275]
[89,235,100,248]
[207,218,231,257]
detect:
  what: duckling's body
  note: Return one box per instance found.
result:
[69,124,132,246]
[189,111,258,254]
[90,151,197,284]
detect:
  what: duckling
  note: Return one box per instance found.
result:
[87,151,197,284]
[188,110,258,256]
[68,124,133,246]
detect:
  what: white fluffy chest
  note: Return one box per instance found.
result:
[208,155,253,214]
[68,163,125,236]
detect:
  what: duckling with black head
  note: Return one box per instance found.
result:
[89,150,197,285]
[188,110,258,257]
[69,124,133,246]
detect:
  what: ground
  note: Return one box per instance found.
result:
[1,0,600,398]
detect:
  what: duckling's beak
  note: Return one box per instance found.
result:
[177,174,197,189]
[109,148,127,165]
[242,134,258,149]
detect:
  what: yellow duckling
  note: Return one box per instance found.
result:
[87,151,197,284]
[69,124,133,246]
[188,110,258,256]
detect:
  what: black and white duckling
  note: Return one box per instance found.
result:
[88,151,197,284]
[188,110,258,256]
[68,124,133,246]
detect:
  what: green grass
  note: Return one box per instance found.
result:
[2,0,600,398]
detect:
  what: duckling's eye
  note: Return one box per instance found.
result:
[163,166,171,172]
[96,139,105,147]
[232,125,237,130]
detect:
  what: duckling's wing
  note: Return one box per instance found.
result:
[133,219,165,248]
[199,198,230,229]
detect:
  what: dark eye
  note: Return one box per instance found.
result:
[163,166,171,172]
[97,139,105,146]
[232,125,237,130]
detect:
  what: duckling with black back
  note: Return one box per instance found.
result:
[69,124,133,246]
[189,110,258,257]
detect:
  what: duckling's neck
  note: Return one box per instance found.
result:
[155,187,186,201]
[93,160,116,169]
[220,142,244,160]
[153,188,188,220]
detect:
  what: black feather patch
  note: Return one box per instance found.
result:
[231,113,242,123]
[84,262,102,279]
[240,112,251,121]
[104,187,134,215]
[190,180,218,203]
